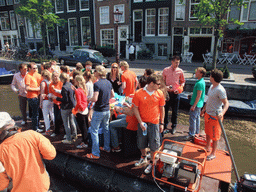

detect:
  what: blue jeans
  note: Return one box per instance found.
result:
[28,97,39,130]
[61,109,77,141]
[91,110,111,157]
[110,114,127,148]
[189,106,201,136]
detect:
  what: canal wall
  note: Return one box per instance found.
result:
[1,59,256,101]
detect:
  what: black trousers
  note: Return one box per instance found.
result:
[54,104,63,134]
[76,113,89,143]
[164,92,180,129]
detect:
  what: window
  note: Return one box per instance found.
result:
[229,6,240,21]
[146,9,155,36]
[158,44,167,56]
[7,0,13,5]
[158,8,168,36]
[175,0,185,21]
[69,18,78,46]
[81,17,91,46]
[14,0,20,4]
[134,0,142,2]
[249,1,256,20]
[100,6,109,24]
[26,19,34,38]
[56,0,64,13]
[101,29,114,48]
[80,0,89,10]
[190,0,200,20]
[174,27,183,35]
[114,4,125,23]
[241,1,249,21]
[3,35,11,45]
[67,0,76,12]
[0,0,5,6]
[12,35,18,46]
[190,27,213,35]
[202,28,212,34]
[134,10,142,20]
[0,12,10,30]
[10,11,16,30]
[35,23,41,38]
[222,39,234,53]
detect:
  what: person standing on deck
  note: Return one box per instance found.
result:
[200,69,229,161]
[162,55,185,134]
[133,74,165,174]
[11,63,28,125]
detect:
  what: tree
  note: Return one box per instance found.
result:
[15,0,65,55]
[194,0,244,68]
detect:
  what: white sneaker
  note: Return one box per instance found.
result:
[36,128,43,133]
[63,135,67,139]
[135,157,147,167]
[144,164,153,174]
[50,133,57,137]
[21,121,26,125]
[62,139,72,144]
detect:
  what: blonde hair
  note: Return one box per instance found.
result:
[41,70,51,81]
[60,72,69,83]
[75,75,87,96]
[95,65,107,78]
[110,63,120,79]
[120,60,129,69]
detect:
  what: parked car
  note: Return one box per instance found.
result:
[58,49,110,68]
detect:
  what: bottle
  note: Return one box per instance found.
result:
[142,122,147,136]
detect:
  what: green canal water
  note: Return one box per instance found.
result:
[1,84,256,183]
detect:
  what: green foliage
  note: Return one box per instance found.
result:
[137,50,153,60]
[95,46,115,57]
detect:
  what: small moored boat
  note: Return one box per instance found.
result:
[0,68,15,84]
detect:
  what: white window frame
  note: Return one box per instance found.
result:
[189,0,199,21]
[55,0,64,13]
[7,0,13,5]
[100,28,114,48]
[35,23,41,39]
[114,4,125,24]
[80,17,91,46]
[25,18,34,38]
[158,43,168,56]
[100,6,109,25]
[10,11,16,30]
[0,0,5,6]
[134,0,143,2]
[145,8,156,36]
[80,0,89,11]
[241,1,249,22]
[67,0,76,12]
[175,0,185,21]
[158,7,168,36]
[249,0,256,21]
[68,18,79,46]
[0,11,10,30]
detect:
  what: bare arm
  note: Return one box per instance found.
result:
[159,106,165,133]
[218,98,229,119]
[133,105,146,131]
[110,89,115,98]
[25,84,40,92]
[89,91,99,103]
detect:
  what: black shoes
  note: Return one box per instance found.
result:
[184,135,195,141]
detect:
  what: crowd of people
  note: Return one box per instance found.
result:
[2,55,229,191]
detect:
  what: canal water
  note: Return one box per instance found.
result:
[1,84,256,188]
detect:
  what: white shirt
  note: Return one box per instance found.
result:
[129,45,135,54]
[11,72,27,97]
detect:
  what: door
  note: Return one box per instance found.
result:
[59,26,66,51]
[120,41,126,58]
[190,37,211,61]
[134,21,142,42]
[173,36,182,57]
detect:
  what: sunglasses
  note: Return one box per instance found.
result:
[155,82,161,85]
[112,67,118,69]
[33,68,37,69]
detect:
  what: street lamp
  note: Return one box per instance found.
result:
[113,8,123,64]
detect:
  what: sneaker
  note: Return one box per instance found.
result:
[111,146,121,153]
[62,139,72,144]
[144,164,153,174]
[135,157,147,167]
[36,128,43,133]
[163,129,170,134]
[21,121,26,125]
[50,133,57,137]
[76,143,88,149]
[63,135,67,139]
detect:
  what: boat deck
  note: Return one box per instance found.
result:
[19,120,232,192]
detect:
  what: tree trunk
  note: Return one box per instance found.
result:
[212,35,219,69]
[41,22,47,56]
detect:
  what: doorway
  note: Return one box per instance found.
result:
[120,41,126,59]
[189,37,212,61]
[59,27,66,51]
[134,21,142,42]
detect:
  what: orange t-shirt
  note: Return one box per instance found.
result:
[49,81,63,105]
[132,88,165,124]
[25,72,42,98]
[126,106,138,131]
[121,70,137,96]
[0,130,56,192]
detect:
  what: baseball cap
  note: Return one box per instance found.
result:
[0,112,15,129]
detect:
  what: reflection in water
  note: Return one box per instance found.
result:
[0,85,256,183]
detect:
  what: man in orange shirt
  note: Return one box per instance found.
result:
[133,74,165,174]
[120,61,138,96]
[0,112,56,192]
[25,63,42,132]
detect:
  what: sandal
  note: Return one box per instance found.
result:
[99,147,110,153]
[86,153,99,159]
[198,148,210,152]
[206,155,216,161]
